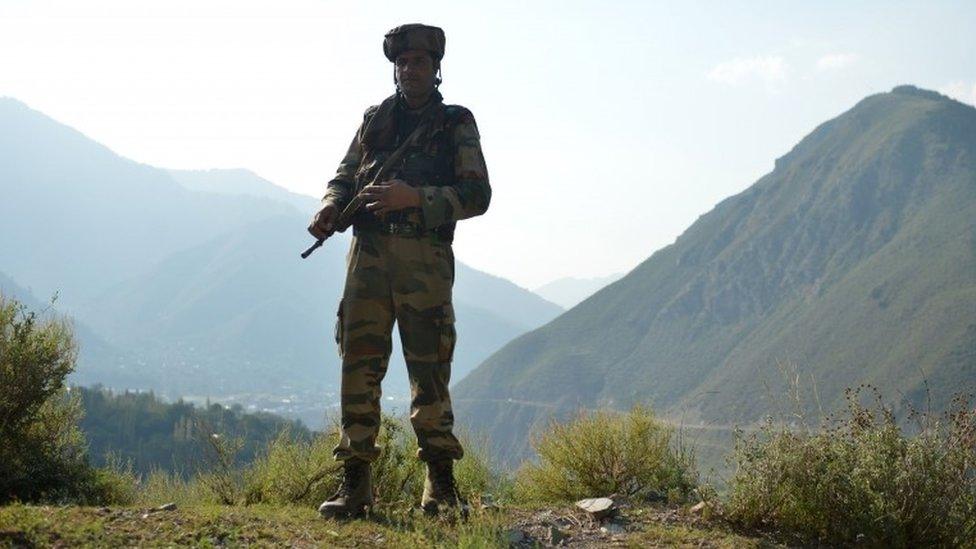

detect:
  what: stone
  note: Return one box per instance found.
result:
[575,497,616,520]
[548,525,568,545]
[600,522,625,535]
[552,517,573,529]
[157,502,177,512]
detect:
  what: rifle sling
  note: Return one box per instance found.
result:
[334,101,441,232]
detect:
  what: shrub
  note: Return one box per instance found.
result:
[513,405,698,503]
[726,385,976,547]
[85,453,138,505]
[0,295,133,504]
[453,429,501,505]
[193,420,247,505]
[135,469,214,506]
[240,414,501,510]
[371,414,425,508]
[243,428,340,506]
[368,418,503,508]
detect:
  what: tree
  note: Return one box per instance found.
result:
[0,294,90,502]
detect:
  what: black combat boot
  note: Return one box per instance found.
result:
[421,458,468,517]
[318,458,372,518]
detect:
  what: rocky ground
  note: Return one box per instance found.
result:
[0,499,783,548]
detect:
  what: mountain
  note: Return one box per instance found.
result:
[455,85,976,465]
[76,214,560,404]
[455,265,564,331]
[0,271,142,387]
[167,168,319,214]
[0,97,296,308]
[0,97,560,427]
[534,273,625,309]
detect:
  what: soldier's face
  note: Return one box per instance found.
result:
[395,50,436,97]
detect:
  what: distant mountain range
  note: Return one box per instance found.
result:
[167,168,320,214]
[455,85,976,466]
[534,273,625,309]
[0,271,137,387]
[0,97,562,427]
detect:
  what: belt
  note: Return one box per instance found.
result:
[354,221,439,240]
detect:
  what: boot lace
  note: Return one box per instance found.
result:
[432,460,460,500]
[333,460,365,497]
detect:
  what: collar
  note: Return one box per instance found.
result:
[396,89,443,114]
[362,89,444,150]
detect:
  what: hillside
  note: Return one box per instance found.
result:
[76,215,554,402]
[0,272,139,388]
[455,85,976,465]
[0,98,297,309]
[0,97,561,426]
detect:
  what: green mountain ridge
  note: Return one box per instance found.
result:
[454,85,976,466]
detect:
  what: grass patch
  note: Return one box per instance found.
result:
[0,503,512,548]
[0,501,782,548]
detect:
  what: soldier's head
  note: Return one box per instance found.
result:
[395,49,439,98]
[384,24,445,99]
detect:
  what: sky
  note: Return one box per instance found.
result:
[2,0,974,290]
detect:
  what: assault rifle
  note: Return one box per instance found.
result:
[301,99,440,259]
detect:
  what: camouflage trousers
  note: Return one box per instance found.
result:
[331,229,464,463]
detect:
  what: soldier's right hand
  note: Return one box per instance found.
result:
[308,204,338,240]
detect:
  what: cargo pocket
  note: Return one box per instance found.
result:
[434,303,456,363]
[334,298,345,359]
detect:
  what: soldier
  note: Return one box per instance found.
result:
[307,23,491,518]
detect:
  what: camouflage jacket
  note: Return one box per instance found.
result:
[321,90,491,243]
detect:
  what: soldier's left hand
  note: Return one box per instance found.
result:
[362,179,421,216]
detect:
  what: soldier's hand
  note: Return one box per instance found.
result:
[308,204,337,240]
[362,179,421,216]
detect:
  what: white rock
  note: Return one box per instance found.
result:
[575,497,616,519]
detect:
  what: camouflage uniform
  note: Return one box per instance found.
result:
[321,88,491,463]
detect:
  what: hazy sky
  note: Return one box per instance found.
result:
[2,1,974,289]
